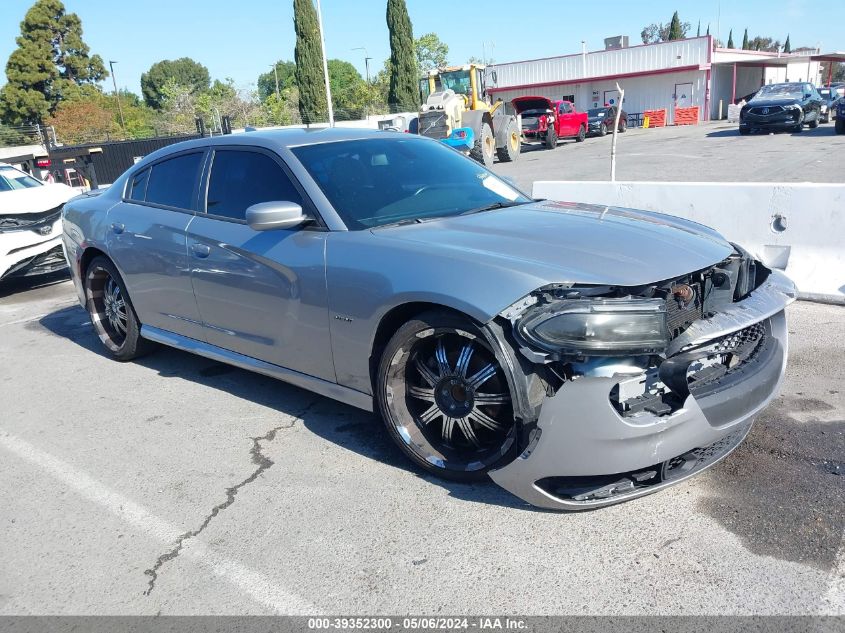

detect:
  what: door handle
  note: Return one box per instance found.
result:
[190,243,211,258]
[110,222,125,235]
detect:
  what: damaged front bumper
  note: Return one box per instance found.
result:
[490,270,795,510]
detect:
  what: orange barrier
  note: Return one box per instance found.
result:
[642,109,667,128]
[674,106,700,125]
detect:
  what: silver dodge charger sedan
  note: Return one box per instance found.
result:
[62,128,795,510]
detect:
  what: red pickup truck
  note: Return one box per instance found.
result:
[512,96,588,149]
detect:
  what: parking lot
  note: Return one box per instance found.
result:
[493,121,845,192]
[1,128,843,616]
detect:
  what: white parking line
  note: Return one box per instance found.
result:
[0,432,316,615]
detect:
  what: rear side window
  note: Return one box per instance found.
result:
[206,150,303,221]
[127,168,149,201]
[145,152,203,210]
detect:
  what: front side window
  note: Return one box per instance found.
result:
[127,168,149,202]
[206,150,303,221]
[144,152,203,210]
[292,137,530,230]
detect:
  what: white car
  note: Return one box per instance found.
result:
[0,163,78,281]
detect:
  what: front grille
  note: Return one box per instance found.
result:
[0,205,63,233]
[749,105,784,115]
[687,321,769,394]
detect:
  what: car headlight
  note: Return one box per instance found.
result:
[784,104,802,111]
[517,297,669,356]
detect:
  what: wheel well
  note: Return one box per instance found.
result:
[79,246,108,279]
[369,302,468,392]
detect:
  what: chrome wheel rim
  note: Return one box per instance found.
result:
[388,329,515,472]
[86,266,128,351]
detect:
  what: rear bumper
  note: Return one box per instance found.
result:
[490,271,796,510]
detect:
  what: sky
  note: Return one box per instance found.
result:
[0,0,842,96]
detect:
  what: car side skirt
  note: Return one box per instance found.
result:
[140,325,374,412]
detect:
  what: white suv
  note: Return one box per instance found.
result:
[0,163,78,281]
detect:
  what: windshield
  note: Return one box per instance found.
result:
[587,108,607,117]
[439,70,471,96]
[292,137,530,230]
[757,83,804,99]
[0,166,43,191]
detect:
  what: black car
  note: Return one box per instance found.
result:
[739,82,823,134]
[586,105,627,137]
[817,87,842,123]
[836,98,845,134]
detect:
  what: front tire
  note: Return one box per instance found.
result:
[376,311,517,482]
[84,256,155,361]
[544,126,557,150]
[470,122,495,167]
[598,123,607,137]
[836,119,845,134]
[808,114,819,129]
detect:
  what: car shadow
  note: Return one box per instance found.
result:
[0,269,70,299]
[35,304,537,512]
[707,126,840,138]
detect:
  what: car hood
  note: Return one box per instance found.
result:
[748,96,802,107]
[372,201,734,287]
[0,183,78,214]
[511,96,554,114]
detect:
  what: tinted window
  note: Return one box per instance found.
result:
[206,150,302,221]
[0,166,42,191]
[145,152,203,210]
[127,168,149,201]
[292,137,529,230]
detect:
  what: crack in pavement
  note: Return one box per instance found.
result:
[143,399,318,595]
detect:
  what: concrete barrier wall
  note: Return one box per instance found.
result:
[532,181,845,304]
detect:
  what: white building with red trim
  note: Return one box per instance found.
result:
[487,36,828,124]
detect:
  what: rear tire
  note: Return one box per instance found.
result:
[84,256,155,361]
[575,124,586,142]
[470,122,495,167]
[496,118,521,162]
[619,119,627,133]
[544,126,557,150]
[376,311,518,482]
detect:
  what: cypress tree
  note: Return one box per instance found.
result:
[706,24,710,37]
[742,29,749,50]
[293,0,327,123]
[783,34,791,53]
[727,29,734,48]
[667,11,683,41]
[696,21,700,37]
[386,0,418,109]
[0,0,106,125]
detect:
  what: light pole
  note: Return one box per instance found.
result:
[109,60,126,134]
[272,63,280,98]
[352,47,371,83]
[315,0,334,127]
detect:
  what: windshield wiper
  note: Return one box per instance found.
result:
[459,200,530,216]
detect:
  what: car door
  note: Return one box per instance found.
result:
[106,150,206,340]
[186,146,334,382]
[558,102,574,135]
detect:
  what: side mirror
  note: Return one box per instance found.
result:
[245,201,308,231]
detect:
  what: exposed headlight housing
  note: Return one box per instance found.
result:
[517,298,669,356]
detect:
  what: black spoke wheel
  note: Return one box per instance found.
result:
[85,256,154,361]
[377,312,517,481]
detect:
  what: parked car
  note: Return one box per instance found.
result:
[62,129,794,510]
[817,87,840,123]
[586,105,628,137]
[512,97,588,148]
[836,98,845,134]
[739,82,823,134]
[0,162,78,281]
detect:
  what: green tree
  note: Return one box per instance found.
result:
[257,60,296,101]
[294,0,327,123]
[0,0,106,125]
[140,58,210,109]
[415,32,448,72]
[783,34,791,53]
[327,59,366,117]
[667,11,684,40]
[386,0,418,109]
[727,29,734,48]
[742,29,749,50]
[747,36,780,52]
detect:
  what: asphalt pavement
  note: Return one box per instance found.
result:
[0,273,842,615]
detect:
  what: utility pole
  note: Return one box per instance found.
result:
[109,60,126,134]
[352,47,371,83]
[272,63,280,97]
[316,0,334,127]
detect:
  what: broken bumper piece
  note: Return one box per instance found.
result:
[490,270,794,510]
